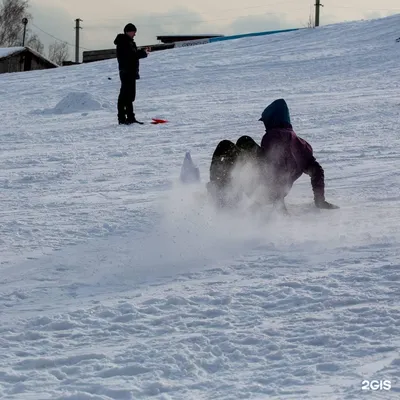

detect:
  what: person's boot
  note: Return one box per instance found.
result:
[126,103,144,125]
[126,115,144,125]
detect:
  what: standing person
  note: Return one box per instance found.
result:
[114,23,150,125]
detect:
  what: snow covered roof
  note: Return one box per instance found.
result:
[0,46,25,58]
[0,46,59,67]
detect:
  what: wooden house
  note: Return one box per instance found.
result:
[0,46,58,74]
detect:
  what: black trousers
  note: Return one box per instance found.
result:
[117,72,136,121]
[207,138,288,211]
[208,140,242,208]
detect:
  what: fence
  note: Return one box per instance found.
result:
[82,28,300,63]
[82,43,175,63]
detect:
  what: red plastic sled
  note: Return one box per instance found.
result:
[151,118,168,124]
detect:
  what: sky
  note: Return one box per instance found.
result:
[27,0,400,61]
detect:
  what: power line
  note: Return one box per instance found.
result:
[84,9,307,31]
[27,3,302,54]
[329,5,400,11]
[28,2,399,54]
[83,1,301,23]
[30,22,92,51]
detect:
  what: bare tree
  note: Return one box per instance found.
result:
[306,12,315,29]
[26,32,43,53]
[301,5,315,29]
[0,0,31,46]
[48,40,69,65]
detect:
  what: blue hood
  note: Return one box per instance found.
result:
[259,99,292,130]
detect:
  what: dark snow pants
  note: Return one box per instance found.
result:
[117,72,136,122]
[207,137,288,212]
[207,140,242,208]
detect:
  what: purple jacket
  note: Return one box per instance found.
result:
[260,128,325,202]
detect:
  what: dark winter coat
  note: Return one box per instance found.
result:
[259,99,325,202]
[114,33,148,79]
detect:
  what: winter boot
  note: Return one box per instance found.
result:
[126,116,144,125]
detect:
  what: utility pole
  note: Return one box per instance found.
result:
[315,0,323,27]
[22,17,28,46]
[75,18,82,63]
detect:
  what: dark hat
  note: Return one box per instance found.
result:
[258,98,291,129]
[124,23,137,33]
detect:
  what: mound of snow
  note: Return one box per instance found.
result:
[33,91,104,115]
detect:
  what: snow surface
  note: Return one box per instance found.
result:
[1,14,400,400]
[0,46,24,58]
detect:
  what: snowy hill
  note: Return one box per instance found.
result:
[1,14,400,400]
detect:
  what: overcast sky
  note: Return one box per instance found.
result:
[28,0,400,61]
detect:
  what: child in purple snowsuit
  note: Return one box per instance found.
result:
[258,98,338,210]
[207,99,338,212]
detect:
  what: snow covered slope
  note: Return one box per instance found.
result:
[0,14,400,400]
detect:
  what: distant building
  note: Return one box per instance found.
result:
[62,61,81,66]
[82,43,175,63]
[156,34,224,44]
[82,34,224,63]
[0,46,58,74]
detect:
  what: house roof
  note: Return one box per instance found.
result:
[0,46,25,58]
[0,46,58,67]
